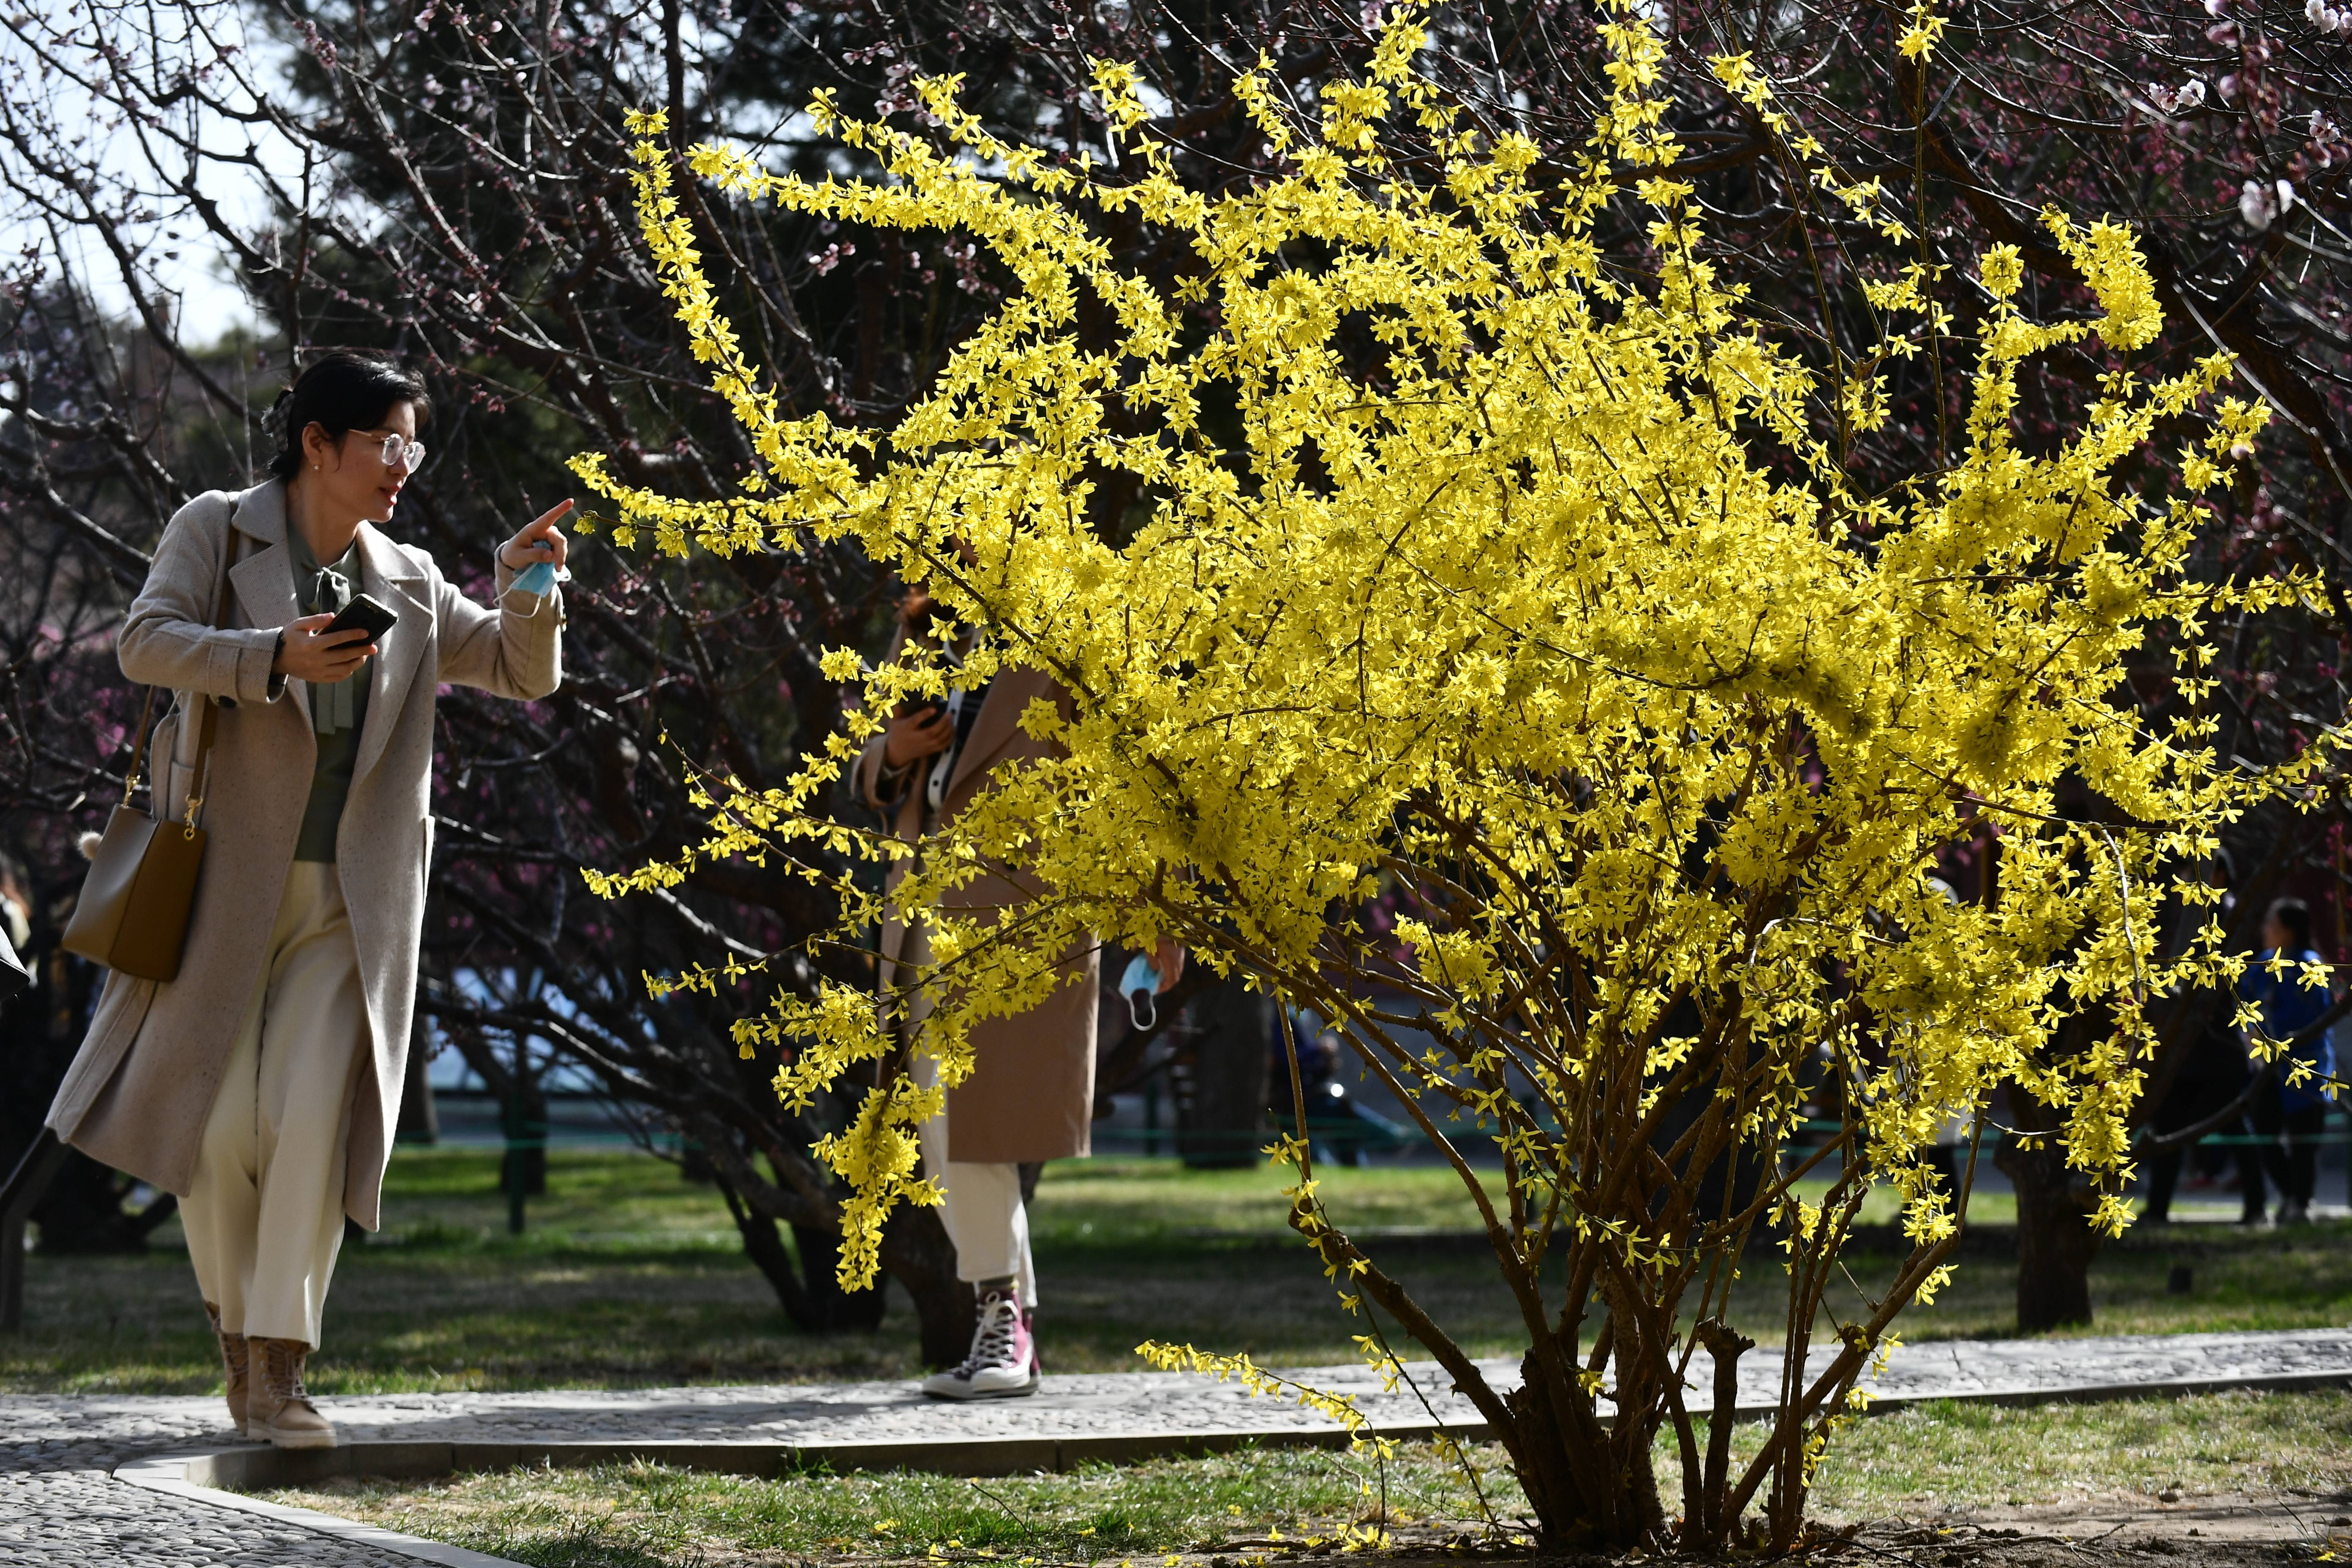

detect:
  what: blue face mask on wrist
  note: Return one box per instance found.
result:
[510,560,559,597]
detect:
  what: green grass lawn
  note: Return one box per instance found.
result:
[268,1391,2352,1566]
[5,1146,2349,1396]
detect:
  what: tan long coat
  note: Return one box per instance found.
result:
[851,657,1098,1165]
[46,480,562,1229]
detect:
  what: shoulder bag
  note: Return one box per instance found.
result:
[62,521,241,982]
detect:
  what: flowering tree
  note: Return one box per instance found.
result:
[583,0,2306,1548]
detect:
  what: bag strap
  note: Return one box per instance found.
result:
[118,686,159,809]
[121,508,243,832]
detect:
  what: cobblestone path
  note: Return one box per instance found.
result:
[1,1408,417,1567]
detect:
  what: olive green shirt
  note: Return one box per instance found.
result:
[288,527,372,862]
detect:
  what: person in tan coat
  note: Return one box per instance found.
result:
[45,351,567,1448]
[851,591,1179,1399]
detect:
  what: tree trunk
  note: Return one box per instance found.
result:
[793,1223,889,1331]
[714,1178,890,1332]
[1179,979,1272,1169]
[880,1203,977,1367]
[499,1074,548,1197]
[1494,1330,1637,1549]
[1503,1367,1601,1548]
[699,1123,969,1353]
[396,1046,440,1145]
[1996,995,2114,1334]
[1691,1318,1755,1548]
[716,1176,820,1326]
[1996,1135,2096,1331]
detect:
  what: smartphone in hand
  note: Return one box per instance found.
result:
[321,593,398,643]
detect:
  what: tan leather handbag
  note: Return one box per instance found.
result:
[63,531,240,982]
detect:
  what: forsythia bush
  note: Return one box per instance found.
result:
[575,0,2309,1547]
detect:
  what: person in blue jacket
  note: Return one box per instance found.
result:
[2236,897,2340,1225]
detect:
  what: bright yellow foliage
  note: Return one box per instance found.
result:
[576,2,2315,1327]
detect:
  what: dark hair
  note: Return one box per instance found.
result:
[264,351,430,481]
[2268,896,2313,953]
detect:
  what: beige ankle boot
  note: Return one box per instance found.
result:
[202,1303,250,1436]
[249,1337,336,1449]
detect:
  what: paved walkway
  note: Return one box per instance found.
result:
[3,1328,2349,1568]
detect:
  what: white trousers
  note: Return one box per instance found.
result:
[903,922,1037,1304]
[181,862,368,1347]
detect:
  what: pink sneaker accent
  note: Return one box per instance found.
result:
[921,1288,1039,1399]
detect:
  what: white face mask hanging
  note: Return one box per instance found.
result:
[1119,953,1165,1031]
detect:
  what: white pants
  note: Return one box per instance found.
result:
[904,923,1037,1304]
[181,862,368,1347]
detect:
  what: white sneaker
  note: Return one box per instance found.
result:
[2280,1199,2311,1225]
[921,1288,1039,1399]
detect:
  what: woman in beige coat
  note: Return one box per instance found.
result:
[45,351,566,1448]
[852,592,1178,1399]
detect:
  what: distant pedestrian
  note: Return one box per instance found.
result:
[2236,897,2339,1225]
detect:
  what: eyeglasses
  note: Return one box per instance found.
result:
[363,431,427,474]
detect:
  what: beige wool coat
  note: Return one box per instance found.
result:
[851,653,1099,1165]
[47,479,562,1229]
